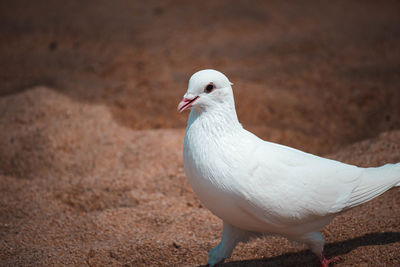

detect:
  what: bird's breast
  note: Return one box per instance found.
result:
[182,131,270,231]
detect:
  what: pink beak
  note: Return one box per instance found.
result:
[177,96,199,112]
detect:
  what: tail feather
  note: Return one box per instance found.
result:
[346,163,400,209]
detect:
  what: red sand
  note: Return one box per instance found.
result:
[1,1,399,266]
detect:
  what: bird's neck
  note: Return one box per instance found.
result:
[186,102,242,139]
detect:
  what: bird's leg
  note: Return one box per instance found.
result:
[298,232,340,267]
[319,252,340,267]
[207,221,252,267]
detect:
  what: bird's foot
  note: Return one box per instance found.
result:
[319,254,340,267]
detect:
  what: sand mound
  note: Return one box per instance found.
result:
[0,87,399,266]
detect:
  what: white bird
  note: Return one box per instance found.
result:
[178,69,400,267]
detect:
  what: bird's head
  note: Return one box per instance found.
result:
[177,69,234,113]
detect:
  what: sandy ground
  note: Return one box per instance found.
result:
[1,1,400,266]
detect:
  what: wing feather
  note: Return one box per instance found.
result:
[235,134,363,230]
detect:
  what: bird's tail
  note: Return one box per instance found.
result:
[346,163,400,209]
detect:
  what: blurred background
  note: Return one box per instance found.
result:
[1,0,400,153]
[1,0,400,266]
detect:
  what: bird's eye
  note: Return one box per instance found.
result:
[204,83,215,93]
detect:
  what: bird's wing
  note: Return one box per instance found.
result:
[234,133,363,228]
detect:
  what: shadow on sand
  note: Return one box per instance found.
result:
[199,232,400,267]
